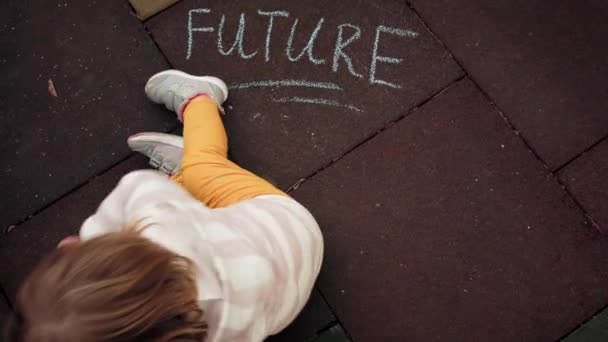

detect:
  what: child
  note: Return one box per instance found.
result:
[5,70,324,342]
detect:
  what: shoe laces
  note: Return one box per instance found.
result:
[149,154,173,176]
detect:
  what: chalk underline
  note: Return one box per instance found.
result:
[228,79,343,90]
[272,96,363,112]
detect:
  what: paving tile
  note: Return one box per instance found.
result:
[129,0,181,20]
[146,0,463,189]
[559,138,608,232]
[267,289,336,342]
[562,306,608,342]
[0,156,149,299]
[0,0,178,231]
[408,0,608,169]
[292,78,608,341]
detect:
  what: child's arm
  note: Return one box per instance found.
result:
[80,170,189,240]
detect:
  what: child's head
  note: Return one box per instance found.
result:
[5,232,206,342]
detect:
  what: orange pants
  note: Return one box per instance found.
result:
[170,97,287,208]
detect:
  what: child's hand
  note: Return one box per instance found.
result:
[57,235,81,248]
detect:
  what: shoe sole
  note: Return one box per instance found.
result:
[146,70,228,102]
[127,132,184,149]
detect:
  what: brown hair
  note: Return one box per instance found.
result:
[4,232,207,342]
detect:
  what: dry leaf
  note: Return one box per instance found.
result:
[48,79,58,97]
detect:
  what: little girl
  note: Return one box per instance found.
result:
[6,70,324,342]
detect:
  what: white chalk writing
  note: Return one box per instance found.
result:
[273,96,363,112]
[217,13,257,59]
[229,79,343,90]
[186,9,420,89]
[187,9,214,60]
[333,23,363,78]
[370,25,419,88]
[286,18,326,65]
[257,10,289,62]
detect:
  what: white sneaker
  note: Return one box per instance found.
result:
[127,132,184,175]
[145,70,228,121]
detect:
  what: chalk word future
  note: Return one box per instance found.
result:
[187,9,419,90]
